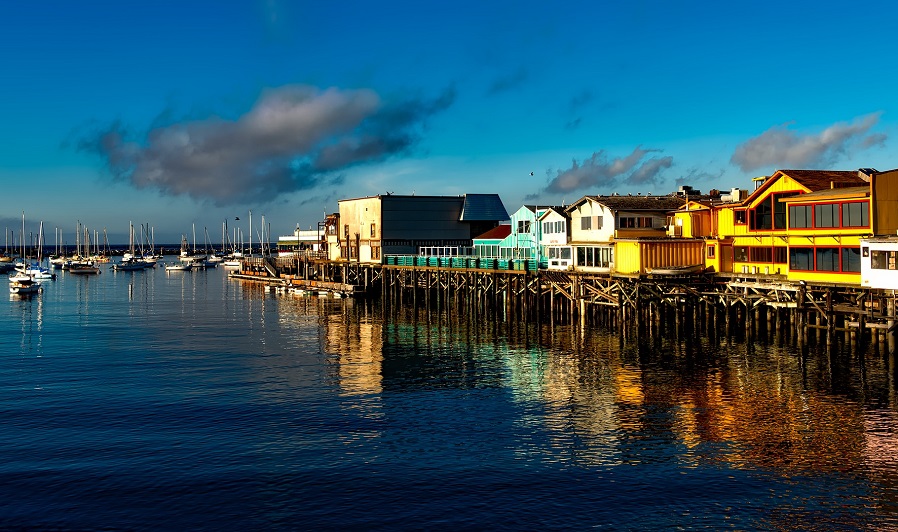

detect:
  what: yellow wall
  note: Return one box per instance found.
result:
[614,240,704,274]
[672,210,710,238]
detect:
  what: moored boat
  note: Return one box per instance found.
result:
[165,262,192,271]
[9,272,40,295]
[68,261,101,275]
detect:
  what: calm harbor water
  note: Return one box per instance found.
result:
[2,260,898,530]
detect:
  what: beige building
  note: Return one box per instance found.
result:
[337,194,508,262]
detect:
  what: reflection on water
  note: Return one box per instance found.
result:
[2,265,898,529]
[290,297,898,527]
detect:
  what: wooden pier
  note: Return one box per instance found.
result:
[232,256,898,354]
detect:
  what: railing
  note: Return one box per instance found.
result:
[383,254,539,272]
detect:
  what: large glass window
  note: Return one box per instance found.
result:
[773,193,796,229]
[790,247,814,270]
[842,247,861,272]
[815,204,838,227]
[789,205,813,228]
[581,217,592,231]
[816,247,839,271]
[751,196,772,230]
[842,201,869,227]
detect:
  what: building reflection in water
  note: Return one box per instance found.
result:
[271,295,898,521]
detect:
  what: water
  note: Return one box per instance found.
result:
[2,261,898,530]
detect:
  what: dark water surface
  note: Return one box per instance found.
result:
[2,261,897,530]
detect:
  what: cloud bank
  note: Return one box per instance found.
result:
[78,85,454,205]
[731,113,885,172]
[526,146,673,199]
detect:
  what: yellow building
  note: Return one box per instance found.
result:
[713,168,898,284]
[668,199,730,272]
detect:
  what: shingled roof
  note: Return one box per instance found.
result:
[587,195,686,211]
[778,169,869,191]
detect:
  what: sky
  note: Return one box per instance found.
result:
[1,0,896,246]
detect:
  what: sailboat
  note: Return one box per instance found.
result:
[114,222,149,271]
[21,221,55,280]
[9,213,41,294]
[68,226,101,275]
[179,224,207,267]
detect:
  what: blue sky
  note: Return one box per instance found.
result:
[1,1,895,245]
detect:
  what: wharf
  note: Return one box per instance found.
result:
[230,256,898,354]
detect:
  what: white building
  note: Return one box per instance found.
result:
[861,238,898,289]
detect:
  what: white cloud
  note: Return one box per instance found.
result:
[731,113,885,171]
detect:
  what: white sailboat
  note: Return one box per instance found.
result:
[9,213,41,294]
[114,222,149,271]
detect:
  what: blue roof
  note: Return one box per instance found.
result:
[460,194,509,221]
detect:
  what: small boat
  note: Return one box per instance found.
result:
[68,261,101,275]
[647,264,704,276]
[22,263,56,280]
[165,262,192,272]
[113,258,147,271]
[9,271,40,295]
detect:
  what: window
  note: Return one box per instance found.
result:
[344,224,350,238]
[750,192,796,230]
[596,216,603,230]
[871,250,898,270]
[735,210,747,224]
[774,247,787,264]
[619,216,653,229]
[750,195,772,230]
[372,246,381,260]
[790,247,814,271]
[773,193,796,229]
[842,201,869,227]
[707,245,716,259]
[734,246,749,262]
[575,246,612,267]
[842,247,860,272]
[750,247,772,262]
[370,223,376,238]
[581,217,592,230]
[517,220,531,234]
[816,247,839,271]
[789,205,813,228]
[815,204,838,228]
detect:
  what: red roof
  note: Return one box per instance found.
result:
[473,224,511,240]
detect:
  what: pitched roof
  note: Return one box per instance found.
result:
[460,194,509,221]
[586,195,685,211]
[537,206,570,220]
[778,169,869,191]
[473,224,512,240]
